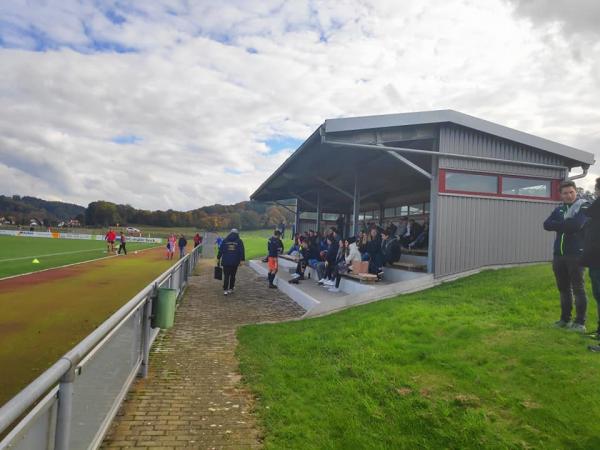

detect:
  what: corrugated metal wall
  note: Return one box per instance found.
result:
[433,124,567,277]
[439,125,566,179]
[434,195,555,276]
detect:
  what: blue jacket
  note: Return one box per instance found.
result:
[217,232,245,266]
[543,200,589,257]
[267,236,284,257]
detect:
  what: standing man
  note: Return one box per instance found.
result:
[104,228,116,254]
[267,229,284,289]
[217,228,245,296]
[193,233,201,248]
[543,180,590,332]
[582,178,600,350]
[118,231,127,255]
[178,234,187,258]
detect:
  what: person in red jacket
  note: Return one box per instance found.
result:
[105,228,116,254]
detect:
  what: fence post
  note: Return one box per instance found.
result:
[54,362,76,450]
[139,284,156,378]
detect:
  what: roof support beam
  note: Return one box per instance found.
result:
[323,138,569,171]
[315,176,355,200]
[386,151,432,179]
[292,192,317,209]
[271,201,297,216]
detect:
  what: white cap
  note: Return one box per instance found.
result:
[231,228,239,234]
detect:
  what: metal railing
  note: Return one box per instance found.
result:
[0,242,205,450]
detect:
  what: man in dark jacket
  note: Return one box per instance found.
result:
[582,179,600,349]
[381,229,401,265]
[217,229,245,296]
[267,229,284,288]
[543,180,589,331]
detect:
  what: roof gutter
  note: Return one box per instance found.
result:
[566,164,590,181]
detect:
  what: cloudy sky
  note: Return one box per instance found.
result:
[1,0,599,211]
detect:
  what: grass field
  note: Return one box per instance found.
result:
[238,264,600,449]
[238,229,294,261]
[0,246,182,406]
[0,235,158,278]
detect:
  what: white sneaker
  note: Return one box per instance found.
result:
[318,278,325,284]
[224,290,229,296]
[328,287,340,293]
[324,279,335,286]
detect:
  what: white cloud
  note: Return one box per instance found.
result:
[1,0,598,211]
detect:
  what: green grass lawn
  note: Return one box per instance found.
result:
[0,236,157,278]
[237,264,600,449]
[238,229,294,261]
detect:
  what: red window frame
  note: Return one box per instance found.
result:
[439,169,561,201]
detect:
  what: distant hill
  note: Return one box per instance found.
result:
[0,195,294,231]
[0,195,86,225]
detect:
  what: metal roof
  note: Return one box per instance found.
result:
[325,109,595,166]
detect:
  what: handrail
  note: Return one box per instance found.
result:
[0,242,204,444]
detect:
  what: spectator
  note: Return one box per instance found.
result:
[289,240,309,283]
[328,239,350,292]
[583,178,600,350]
[217,228,245,296]
[544,180,590,332]
[178,235,187,258]
[193,233,201,248]
[381,229,401,265]
[118,231,127,255]
[345,236,362,265]
[322,233,340,286]
[366,227,383,276]
[409,221,429,250]
[166,234,176,260]
[336,215,345,239]
[267,229,284,289]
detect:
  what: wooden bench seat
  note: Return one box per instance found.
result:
[340,272,379,283]
[391,261,427,272]
[279,254,300,263]
[402,248,428,256]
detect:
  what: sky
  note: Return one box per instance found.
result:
[1,0,599,211]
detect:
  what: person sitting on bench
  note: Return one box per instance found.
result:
[408,221,429,249]
[289,240,310,283]
[381,229,401,265]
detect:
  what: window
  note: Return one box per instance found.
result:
[300,212,317,220]
[322,213,339,221]
[396,206,408,217]
[384,207,396,218]
[445,172,498,194]
[502,177,551,198]
[409,204,423,215]
[440,169,559,200]
[373,210,380,219]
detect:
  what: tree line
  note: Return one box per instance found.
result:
[0,195,294,231]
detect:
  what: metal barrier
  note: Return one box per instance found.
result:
[0,244,204,450]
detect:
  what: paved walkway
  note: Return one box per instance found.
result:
[101,260,305,450]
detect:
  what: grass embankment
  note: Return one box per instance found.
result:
[238,264,600,449]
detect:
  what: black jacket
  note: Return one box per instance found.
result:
[543,200,589,257]
[217,232,245,266]
[581,198,600,267]
[267,236,284,257]
[326,239,339,264]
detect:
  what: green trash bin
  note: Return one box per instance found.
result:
[152,287,178,329]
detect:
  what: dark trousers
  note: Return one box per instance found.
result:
[118,243,127,255]
[552,256,588,324]
[223,264,238,291]
[589,267,600,331]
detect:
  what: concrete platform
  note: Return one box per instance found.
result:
[249,257,436,317]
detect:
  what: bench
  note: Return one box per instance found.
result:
[391,261,427,272]
[340,272,379,283]
[402,248,428,256]
[278,254,300,263]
